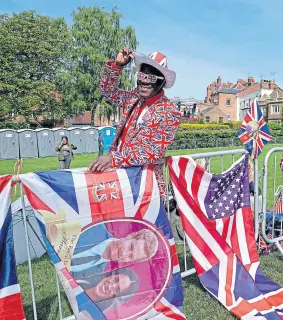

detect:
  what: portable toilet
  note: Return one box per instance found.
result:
[52,128,70,151]
[97,126,116,152]
[67,127,86,154]
[36,128,56,157]
[0,129,19,160]
[83,127,98,153]
[18,129,38,158]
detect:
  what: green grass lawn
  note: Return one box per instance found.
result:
[17,250,283,320]
[3,143,283,207]
[1,144,282,319]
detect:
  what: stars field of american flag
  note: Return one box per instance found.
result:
[168,153,283,319]
[238,99,272,159]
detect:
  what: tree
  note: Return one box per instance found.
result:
[96,98,113,125]
[60,6,138,125]
[0,11,71,123]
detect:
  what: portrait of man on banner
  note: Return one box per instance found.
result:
[70,218,172,319]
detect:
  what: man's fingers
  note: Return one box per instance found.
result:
[87,161,95,172]
[88,159,100,172]
[96,164,104,172]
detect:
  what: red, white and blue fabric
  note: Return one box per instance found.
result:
[280,157,283,172]
[168,154,283,319]
[21,166,186,320]
[274,191,283,214]
[0,175,25,320]
[100,61,181,201]
[238,99,272,159]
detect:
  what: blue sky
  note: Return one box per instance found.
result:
[2,0,283,99]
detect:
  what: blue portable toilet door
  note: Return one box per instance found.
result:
[0,130,19,159]
[68,129,85,154]
[103,127,115,151]
[84,128,98,153]
[18,130,38,158]
[37,129,55,157]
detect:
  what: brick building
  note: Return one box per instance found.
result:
[258,88,283,123]
[237,79,278,121]
[203,76,279,121]
[199,105,229,123]
[69,111,116,127]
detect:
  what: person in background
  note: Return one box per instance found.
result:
[98,133,104,156]
[55,136,77,169]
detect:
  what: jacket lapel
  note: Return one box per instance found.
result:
[112,97,140,148]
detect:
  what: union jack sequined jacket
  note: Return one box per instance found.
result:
[100,61,181,200]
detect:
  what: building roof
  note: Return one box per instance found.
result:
[269,88,283,99]
[200,106,215,115]
[237,83,261,97]
[200,106,228,119]
[218,88,242,94]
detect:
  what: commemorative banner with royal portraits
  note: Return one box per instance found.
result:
[21,165,186,320]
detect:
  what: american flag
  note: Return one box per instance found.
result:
[274,191,283,214]
[280,156,283,172]
[259,235,273,256]
[238,99,272,159]
[168,153,283,319]
[21,166,186,320]
[0,175,25,320]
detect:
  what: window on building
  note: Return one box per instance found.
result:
[226,99,231,106]
[272,105,280,114]
[219,117,224,123]
[261,107,267,117]
[205,116,211,123]
[226,113,231,121]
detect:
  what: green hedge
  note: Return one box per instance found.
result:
[169,130,283,150]
[179,123,230,131]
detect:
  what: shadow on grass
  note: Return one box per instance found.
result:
[23,294,59,320]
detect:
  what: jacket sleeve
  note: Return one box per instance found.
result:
[99,61,131,109]
[55,144,61,152]
[110,107,181,167]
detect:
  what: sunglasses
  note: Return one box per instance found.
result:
[137,72,164,84]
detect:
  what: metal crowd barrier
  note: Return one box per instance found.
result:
[262,147,283,256]
[14,148,262,319]
[164,149,260,279]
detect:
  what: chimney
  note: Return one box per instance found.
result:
[217,76,221,85]
[269,80,274,89]
[248,76,254,86]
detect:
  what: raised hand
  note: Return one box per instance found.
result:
[115,48,135,67]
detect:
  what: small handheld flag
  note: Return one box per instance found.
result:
[238,98,272,159]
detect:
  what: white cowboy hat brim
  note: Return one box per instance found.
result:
[134,52,176,89]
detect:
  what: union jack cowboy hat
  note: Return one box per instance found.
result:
[134,52,176,88]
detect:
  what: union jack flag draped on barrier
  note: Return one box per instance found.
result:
[0,175,25,320]
[168,154,283,319]
[238,99,272,159]
[21,165,186,320]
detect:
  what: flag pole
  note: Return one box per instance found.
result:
[254,158,259,240]
[20,182,38,319]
